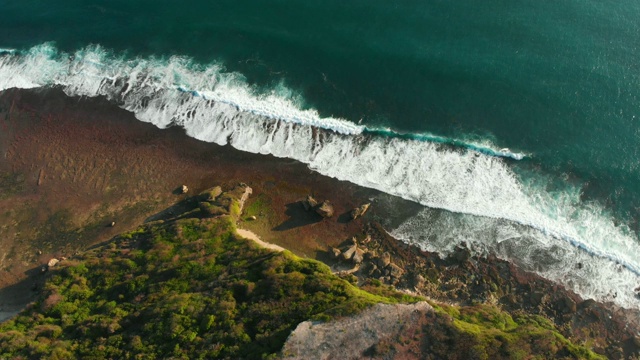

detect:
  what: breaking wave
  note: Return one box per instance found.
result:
[1,43,638,308]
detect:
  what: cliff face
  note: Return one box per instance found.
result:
[281,302,434,360]
[281,299,608,360]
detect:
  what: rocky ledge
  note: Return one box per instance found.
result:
[325,222,640,359]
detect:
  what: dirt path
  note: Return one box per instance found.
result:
[236,229,285,252]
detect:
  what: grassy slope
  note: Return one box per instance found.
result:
[0,189,603,359]
[0,214,417,359]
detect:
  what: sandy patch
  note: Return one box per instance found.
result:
[236,229,285,252]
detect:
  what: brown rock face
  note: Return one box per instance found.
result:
[315,200,334,218]
[378,252,391,268]
[281,302,434,359]
[388,263,404,278]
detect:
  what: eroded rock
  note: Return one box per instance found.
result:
[350,203,371,220]
[352,248,365,264]
[47,258,60,268]
[342,245,357,261]
[315,200,334,218]
[378,252,391,268]
[388,263,404,278]
[303,195,318,211]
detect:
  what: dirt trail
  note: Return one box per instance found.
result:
[236,229,285,252]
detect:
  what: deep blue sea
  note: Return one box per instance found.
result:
[1,0,639,307]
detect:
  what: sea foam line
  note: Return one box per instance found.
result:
[1,43,639,307]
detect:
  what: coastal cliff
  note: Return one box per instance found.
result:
[0,184,607,359]
[0,89,637,359]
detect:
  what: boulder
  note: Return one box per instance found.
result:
[352,248,365,264]
[350,203,371,220]
[367,264,378,276]
[315,200,334,218]
[331,247,342,259]
[248,215,257,221]
[388,263,404,278]
[450,245,471,263]
[180,185,189,194]
[303,195,318,211]
[47,258,60,268]
[377,252,391,268]
[412,274,426,288]
[559,296,577,314]
[110,221,116,227]
[342,245,357,261]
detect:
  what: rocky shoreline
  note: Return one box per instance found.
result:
[0,88,639,358]
[327,222,640,358]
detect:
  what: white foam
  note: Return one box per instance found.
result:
[1,43,639,308]
[0,43,363,136]
[391,208,640,307]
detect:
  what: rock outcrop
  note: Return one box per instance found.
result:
[47,259,59,268]
[199,186,223,202]
[302,195,318,211]
[315,200,334,218]
[281,302,433,359]
[350,203,371,220]
[197,184,252,219]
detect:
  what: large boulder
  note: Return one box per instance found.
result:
[342,245,357,261]
[315,200,334,218]
[352,248,365,264]
[558,296,577,314]
[350,203,371,220]
[377,252,391,268]
[302,195,318,211]
[388,263,404,278]
[47,258,60,268]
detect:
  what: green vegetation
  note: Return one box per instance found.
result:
[243,194,270,220]
[424,303,605,360]
[0,213,408,359]
[0,186,605,359]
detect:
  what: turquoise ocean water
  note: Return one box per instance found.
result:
[1,1,639,307]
